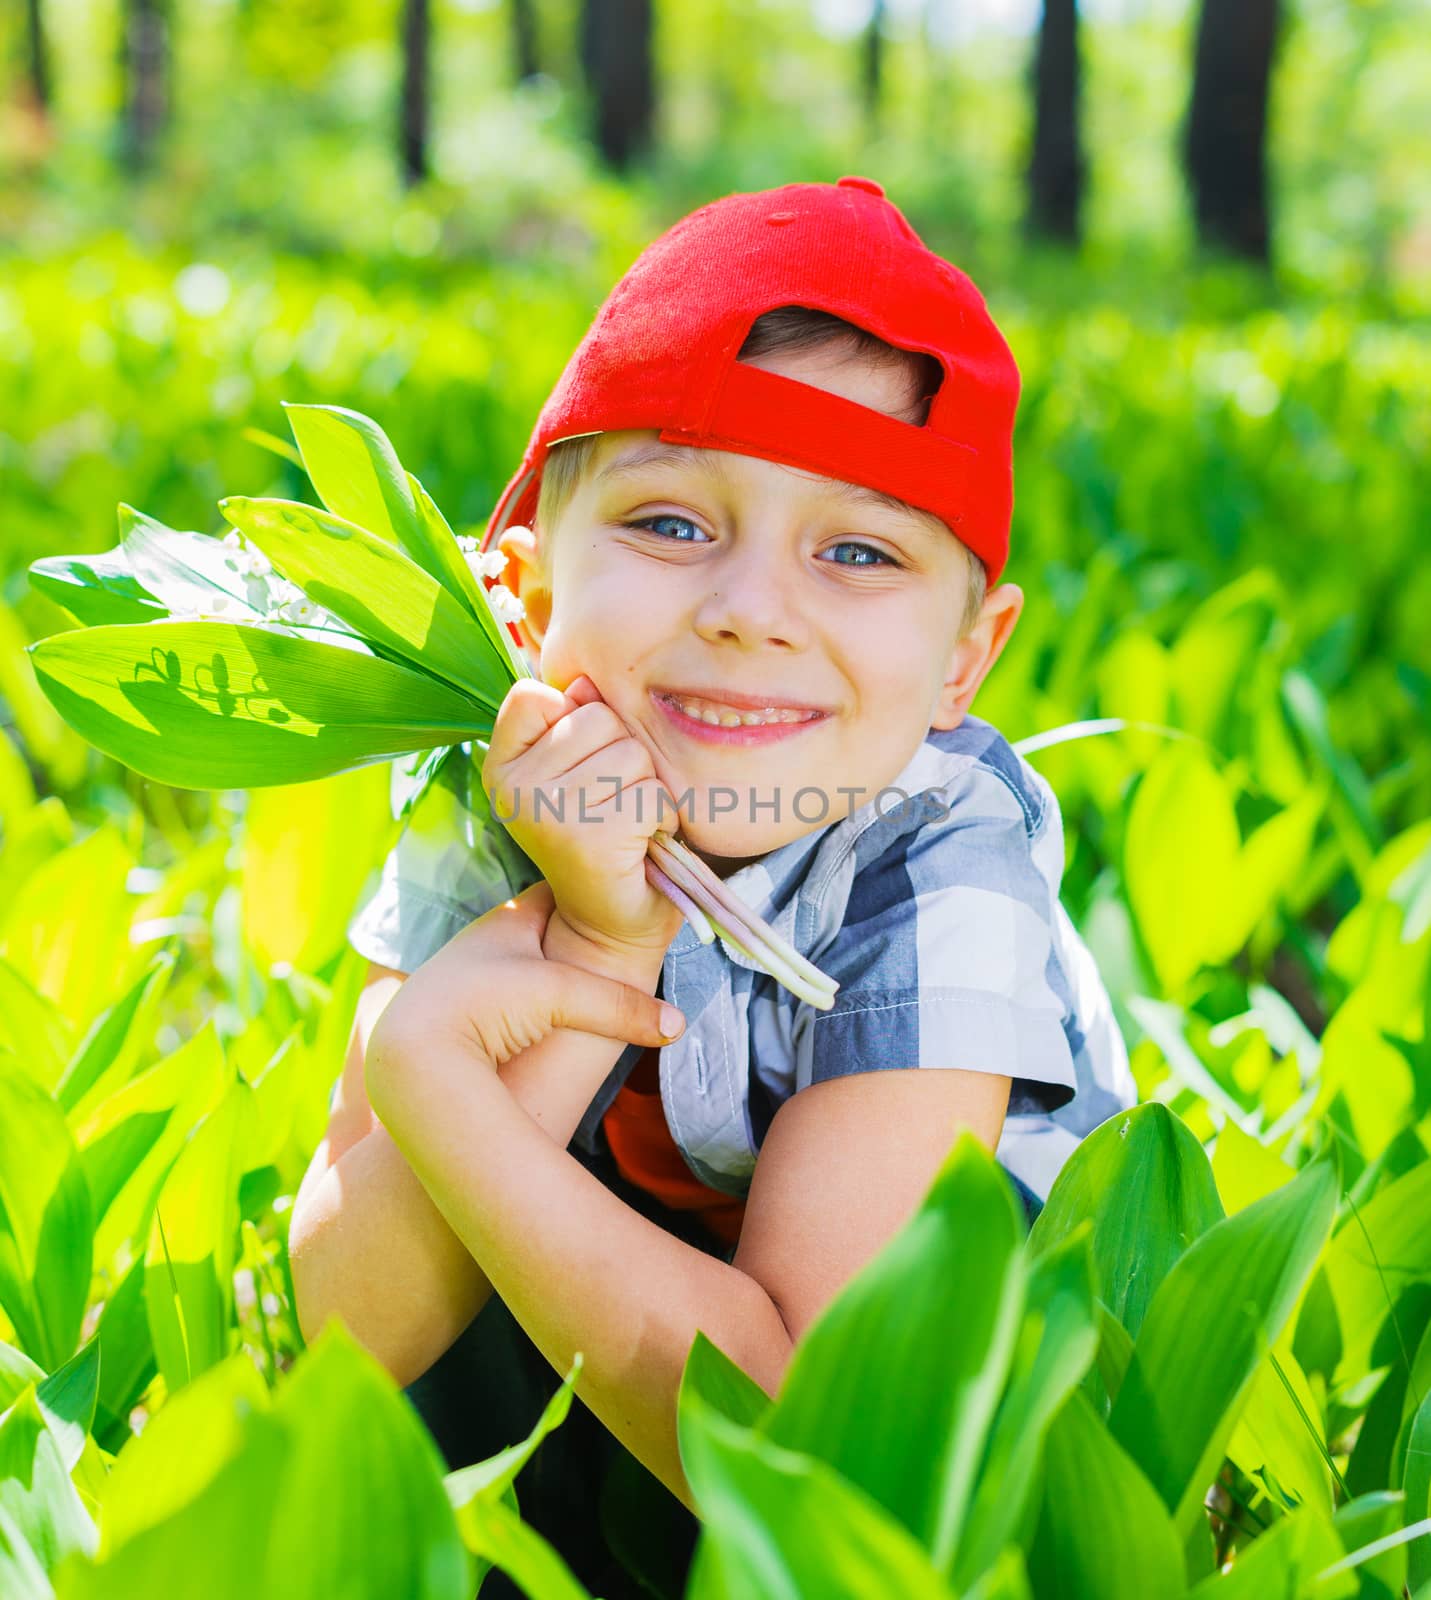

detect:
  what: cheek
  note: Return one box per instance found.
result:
[539,573,656,676]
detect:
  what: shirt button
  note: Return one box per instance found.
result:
[837,175,885,198]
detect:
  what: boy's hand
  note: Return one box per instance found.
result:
[368,879,686,1080]
[479,674,687,961]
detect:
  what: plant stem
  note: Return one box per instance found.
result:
[651,833,838,998]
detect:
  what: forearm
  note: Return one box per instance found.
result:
[291,921,666,1384]
[367,1034,795,1512]
[289,1120,491,1388]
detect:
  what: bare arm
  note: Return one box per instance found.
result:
[288,921,665,1387]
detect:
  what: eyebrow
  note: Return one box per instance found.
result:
[594,441,942,536]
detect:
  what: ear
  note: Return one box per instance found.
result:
[930,583,1024,732]
[495,524,552,659]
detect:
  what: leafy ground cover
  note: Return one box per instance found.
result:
[2,6,1428,1587]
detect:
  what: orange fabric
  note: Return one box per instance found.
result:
[602,1048,747,1249]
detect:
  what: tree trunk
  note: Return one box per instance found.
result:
[1185,0,1280,263]
[1027,0,1083,244]
[861,0,885,131]
[579,0,654,171]
[120,0,169,173]
[400,0,430,187]
[25,0,52,113]
[510,0,541,85]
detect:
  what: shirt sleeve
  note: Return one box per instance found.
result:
[346,743,542,976]
[798,770,1078,1116]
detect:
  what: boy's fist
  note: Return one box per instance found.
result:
[479,674,687,960]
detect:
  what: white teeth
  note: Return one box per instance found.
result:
[667,694,820,727]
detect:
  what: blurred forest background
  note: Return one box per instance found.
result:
[1,0,1428,1110]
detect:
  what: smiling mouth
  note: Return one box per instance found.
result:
[653,691,829,728]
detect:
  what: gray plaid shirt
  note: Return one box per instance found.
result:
[347,714,1135,1204]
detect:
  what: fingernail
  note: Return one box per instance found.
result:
[659,1004,685,1040]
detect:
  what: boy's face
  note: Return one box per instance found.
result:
[499,344,1023,875]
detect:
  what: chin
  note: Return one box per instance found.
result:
[673,814,817,873]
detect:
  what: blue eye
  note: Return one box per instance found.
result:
[825,541,898,568]
[629,515,707,542]
[627,518,899,569]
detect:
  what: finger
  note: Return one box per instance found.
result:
[483,680,571,773]
[556,737,655,803]
[562,674,603,707]
[512,701,634,786]
[547,966,686,1046]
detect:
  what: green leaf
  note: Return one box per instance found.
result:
[75,1327,469,1599]
[1108,1158,1338,1530]
[218,497,509,707]
[1226,1347,1334,1514]
[1123,746,1242,991]
[1027,1388,1183,1600]
[27,547,164,630]
[72,1022,227,1274]
[282,408,515,669]
[1322,1162,1431,1386]
[0,1500,52,1600]
[0,1344,47,1410]
[117,507,271,624]
[281,403,418,551]
[57,949,177,1117]
[259,1324,470,1599]
[446,1495,592,1600]
[1091,1300,1135,1408]
[1167,571,1281,748]
[445,1353,584,1515]
[1183,1508,1353,1600]
[0,824,140,1032]
[682,1393,957,1599]
[408,473,528,676]
[0,1057,94,1371]
[761,1134,1024,1568]
[1030,1103,1224,1341]
[143,1081,249,1393]
[24,1339,100,1474]
[240,426,303,468]
[1333,1491,1409,1598]
[94,1353,270,1554]
[0,599,87,790]
[1212,1121,1296,1217]
[678,1333,773,1434]
[90,1258,154,1455]
[952,1229,1100,1590]
[0,1387,96,1582]
[240,762,396,973]
[1282,669,1382,855]
[1406,1389,1431,1594]
[0,962,74,1096]
[27,621,492,789]
[1220,788,1324,955]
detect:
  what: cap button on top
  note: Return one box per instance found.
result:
[837,175,885,198]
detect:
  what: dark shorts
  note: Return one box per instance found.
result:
[401,1128,1044,1599]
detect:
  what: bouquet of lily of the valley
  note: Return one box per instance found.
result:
[25,403,839,1010]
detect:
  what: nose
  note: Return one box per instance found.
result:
[691,541,809,651]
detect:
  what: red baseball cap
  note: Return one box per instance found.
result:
[480,174,1020,639]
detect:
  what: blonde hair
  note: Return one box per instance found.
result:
[535,305,987,636]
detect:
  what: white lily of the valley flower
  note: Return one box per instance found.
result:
[221,528,273,580]
[457,540,508,583]
[487,584,525,626]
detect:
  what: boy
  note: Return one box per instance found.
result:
[289,176,1135,1595]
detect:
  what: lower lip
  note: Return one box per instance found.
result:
[651,692,830,747]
